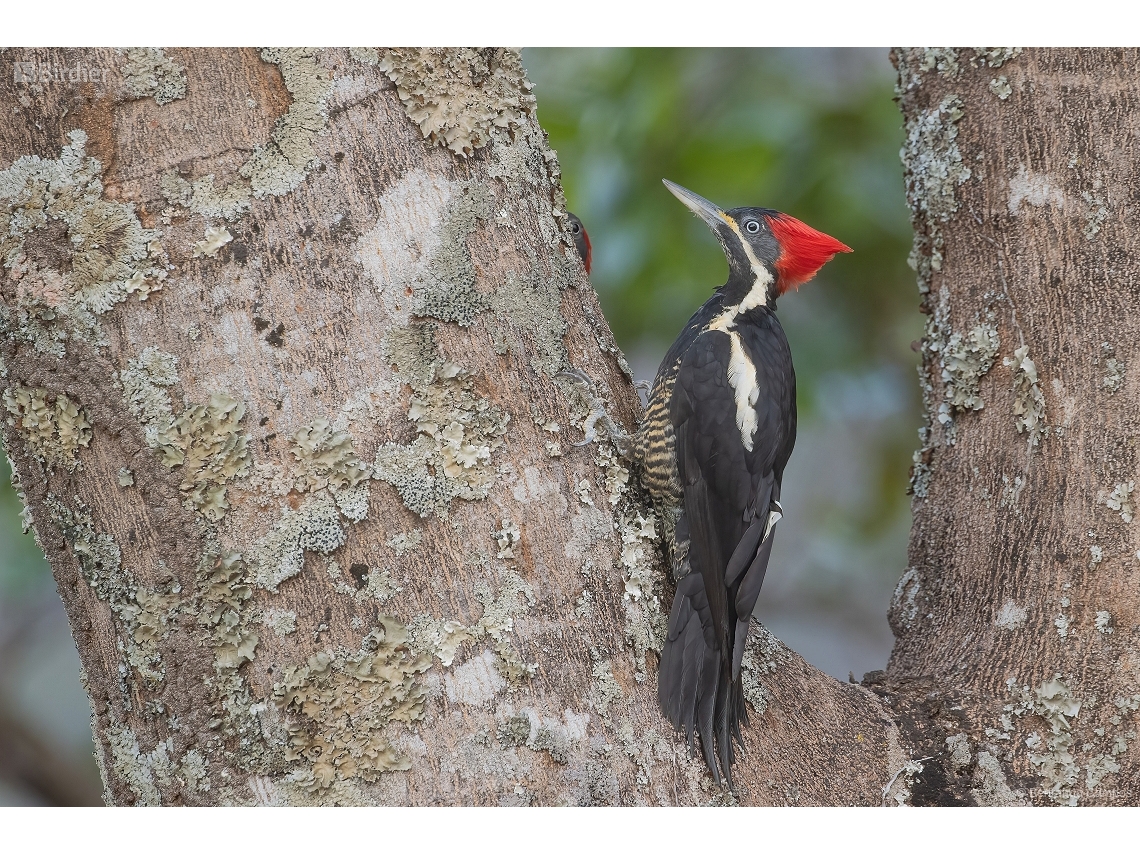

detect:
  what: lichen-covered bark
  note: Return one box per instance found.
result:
[0,48,897,806]
[888,48,1140,806]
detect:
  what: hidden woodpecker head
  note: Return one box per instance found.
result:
[566,212,592,275]
[663,179,851,304]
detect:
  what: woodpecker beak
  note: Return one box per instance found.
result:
[663,180,727,232]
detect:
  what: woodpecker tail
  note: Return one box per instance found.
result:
[658,571,748,787]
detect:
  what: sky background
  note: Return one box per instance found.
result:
[0,47,921,804]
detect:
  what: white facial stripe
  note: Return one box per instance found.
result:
[706,327,760,452]
[720,213,772,304]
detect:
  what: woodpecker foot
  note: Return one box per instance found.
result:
[633,379,651,407]
[556,367,634,458]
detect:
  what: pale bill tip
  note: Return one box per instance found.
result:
[661,179,725,228]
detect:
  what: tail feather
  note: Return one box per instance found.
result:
[659,570,747,787]
[696,644,721,782]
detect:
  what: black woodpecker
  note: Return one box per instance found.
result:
[638,181,851,786]
[567,212,592,275]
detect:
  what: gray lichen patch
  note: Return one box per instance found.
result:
[972,750,1027,805]
[985,676,1134,805]
[407,566,536,680]
[0,130,167,354]
[386,528,422,557]
[411,182,495,327]
[917,48,961,80]
[1098,480,1135,524]
[159,48,331,219]
[44,495,169,680]
[1015,677,1082,805]
[994,599,1027,629]
[120,346,179,446]
[243,48,332,198]
[487,263,572,376]
[291,419,370,493]
[121,48,187,105]
[618,509,658,602]
[272,617,431,791]
[261,608,298,637]
[3,384,92,470]
[1083,185,1109,240]
[926,290,999,436]
[989,76,1013,100]
[900,95,970,294]
[492,518,521,559]
[589,659,623,717]
[740,622,786,717]
[198,551,258,670]
[159,393,252,520]
[107,725,170,805]
[378,48,536,157]
[1102,346,1125,392]
[473,567,537,681]
[159,171,251,222]
[349,47,379,66]
[250,420,372,590]
[45,495,124,604]
[1003,345,1047,446]
[251,492,346,591]
[1095,610,1114,634]
[381,323,439,386]
[971,48,1023,68]
[373,361,509,519]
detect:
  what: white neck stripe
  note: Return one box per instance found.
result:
[721,213,772,305]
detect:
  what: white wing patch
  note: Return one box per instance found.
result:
[707,268,770,453]
[705,324,760,452]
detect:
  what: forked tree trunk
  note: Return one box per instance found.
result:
[1,47,1133,806]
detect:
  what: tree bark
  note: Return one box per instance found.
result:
[884,47,1140,806]
[5,46,1130,807]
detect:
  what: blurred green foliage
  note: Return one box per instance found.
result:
[525,47,923,539]
[0,450,51,599]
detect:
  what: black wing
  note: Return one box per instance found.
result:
[657,325,790,785]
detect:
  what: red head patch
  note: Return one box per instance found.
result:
[767,213,852,294]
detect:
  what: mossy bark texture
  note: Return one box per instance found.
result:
[888,48,1140,806]
[0,47,894,806]
[13,46,1129,808]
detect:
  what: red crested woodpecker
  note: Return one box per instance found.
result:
[646,180,850,786]
[562,182,850,786]
[567,212,592,275]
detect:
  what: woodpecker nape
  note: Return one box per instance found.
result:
[567,212,592,275]
[562,181,850,787]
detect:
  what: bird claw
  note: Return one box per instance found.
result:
[556,367,633,457]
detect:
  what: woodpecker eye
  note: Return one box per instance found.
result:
[570,221,581,234]
[744,220,761,234]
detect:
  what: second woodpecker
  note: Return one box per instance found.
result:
[638,181,851,785]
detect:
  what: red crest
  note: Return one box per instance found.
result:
[767,213,852,293]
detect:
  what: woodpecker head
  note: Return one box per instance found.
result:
[566,212,592,275]
[663,179,851,307]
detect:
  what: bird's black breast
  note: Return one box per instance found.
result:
[671,311,796,512]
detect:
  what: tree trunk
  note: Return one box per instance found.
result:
[3,46,1130,807]
[883,47,1140,806]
